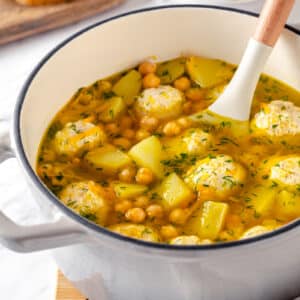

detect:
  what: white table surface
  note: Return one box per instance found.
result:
[1,1,300,299]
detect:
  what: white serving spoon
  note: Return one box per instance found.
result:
[202,0,295,122]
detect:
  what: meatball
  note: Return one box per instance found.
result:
[184,154,247,200]
[240,225,272,239]
[269,156,300,186]
[252,100,300,136]
[164,128,213,158]
[170,235,201,245]
[60,181,109,225]
[182,128,213,155]
[109,224,160,242]
[54,120,106,156]
[170,235,213,245]
[135,85,184,120]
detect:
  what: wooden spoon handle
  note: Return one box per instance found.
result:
[254,0,295,47]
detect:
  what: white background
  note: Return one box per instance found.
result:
[1,0,300,299]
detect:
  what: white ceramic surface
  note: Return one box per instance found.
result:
[1,3,300,300]
[12,5,300,299]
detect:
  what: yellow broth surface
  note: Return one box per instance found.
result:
[37,57,300,245]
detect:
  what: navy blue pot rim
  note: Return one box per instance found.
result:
[14,4,300,251]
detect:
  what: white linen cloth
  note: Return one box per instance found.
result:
[1,1,300,299]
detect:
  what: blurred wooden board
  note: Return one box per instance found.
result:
[56,271,87,300]
[0,0,124,45]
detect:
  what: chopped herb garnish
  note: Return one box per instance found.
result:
[103,91,116,99]
[80,212,98,222]
[47,122,62,139]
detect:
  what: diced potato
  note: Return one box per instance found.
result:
[112,70,142,105]
[184,207,202,236]
[275,190,300,219]
[85,144,131,174]
[200,201,229,240]
[156,58,186,84]
[158,173,195,209]
[109,224,160,242]
[246,186,277,217]
[128,136,164,178]
[188,110,249,138]
[114,183,148,198]
[99,96,126,122]
[186,56,233,88]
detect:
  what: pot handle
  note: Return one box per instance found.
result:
[0,117,93,252]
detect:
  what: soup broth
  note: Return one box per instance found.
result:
[37,56,300,245]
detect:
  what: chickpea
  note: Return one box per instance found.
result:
[136,168,154,185]
[185,88,205,102]
[72,157,81,165]
[143,73,161,89]
[122,129,135,139]
[163,121,181,137]
[134,195,149,208]
[160,225,178,239]
[52,173,67,186]
[120,115,133,129]
[176,117,191,129]
[42,149,56,161]
[140,116,159,132]
[174,77,191,91]
[146,204,164,219]
[138,61,157,75]
[118,166,136,183]
[192,102,207,112]
[99,80,112,92]
[136,129,150,141]
[105,123,120,136]
[40,164,53,172]
[115,200,132,214]
[78,93,93,105]
[113,138,131,150]
[169,208,187,225]
[183,101,192,114]
[125,207,146,223]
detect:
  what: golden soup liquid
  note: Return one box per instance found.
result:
[37,57,300,245]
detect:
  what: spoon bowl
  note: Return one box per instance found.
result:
[207,0,295,121]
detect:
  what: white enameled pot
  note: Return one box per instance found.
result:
[1,5,300,300]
